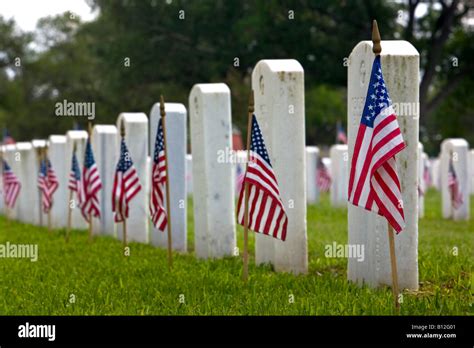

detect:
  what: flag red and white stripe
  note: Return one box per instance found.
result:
[317,159,331,192]
[237,115,288,241]
[38,158,59,212]
[112,138,142,222]
[82,139,102,221]
[348,56,406,233]
[448,158,463,210]
[2,159,21,209]
[150,119,168,231]
[68,150,84,210]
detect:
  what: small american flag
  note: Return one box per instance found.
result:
[2,159,21,208]
[68,149,84,209]
[237,115,288,241]
[423,160,431,188]
[82,139,102,221]
[448,157,463,210]
[2,128,15,145]
[337,121,348,144]
[348,55,405,233]
[38,157,59,212]
[112,138,142,222]
[235,161,245,195]
[317,159,331,192]
[150,119,167,231]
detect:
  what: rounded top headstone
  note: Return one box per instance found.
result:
[49,135,67,143]
[15,142,33,151]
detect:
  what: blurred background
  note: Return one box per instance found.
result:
[0,0,473,155]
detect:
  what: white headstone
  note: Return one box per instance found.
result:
[470,149,474,195]
[189,83,236,259]
[65,130,88,230]
[330,144,348,207]
[347,40,420,290]
[48,135,68,228]
[116,113,149,243]
[32,140,47,226]
[91,125,118,236]
[15,142,37,224]
[252,59,307,274]
[186,154,193,197]
[431,157,441,190]
[440,138,470,220]
[149,102,187,252]
[306,146,319,204]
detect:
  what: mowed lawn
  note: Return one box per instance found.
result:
[0,190,471,315]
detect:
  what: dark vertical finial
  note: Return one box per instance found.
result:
[372,19,382,55]
[372,20,382,55]
[248,90,254,114]
[160,95,166,118]
[120,119,125,137]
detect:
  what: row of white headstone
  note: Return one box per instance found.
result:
[1,44,471,290]
[303,140,472,222]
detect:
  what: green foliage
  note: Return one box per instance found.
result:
[0,1,472,154]
[0,191,471,315]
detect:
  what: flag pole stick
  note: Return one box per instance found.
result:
[372,19,400,313]
[387,224,400,312]
[88,121,93,243]
[66,142,76,243]
[242,90,254,282]
[120,121,128,251]
[37,146,43,227]
[44,146,52,234]
[160,95,173,270]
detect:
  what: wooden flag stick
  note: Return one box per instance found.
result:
[242,90,254,282]
[88,121,93,243]
[44,146,52,234]
[160,95,173,270]
[37,147,43,227]
[66,142,76,243]
[66,189,73,242]
[120,120,128,250]
[373,19,400,312]
[388,225,400,312]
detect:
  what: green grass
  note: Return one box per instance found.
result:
[0,190,472,315]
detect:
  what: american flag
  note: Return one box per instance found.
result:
[348,55,406,233]
[2,159,21,208]
[423,160,431,188]
[448,157,463,210]
[112,138,142,222]
[237,115,288,241]
[81,139,102,221]
[68,149,84,209]
[2,128,15,145]
[150,119,167,231]
[317,158,331,192]
[38,157,59,212]
[337,121,348,144]
[235,161,245,195]
[418,159,431,197]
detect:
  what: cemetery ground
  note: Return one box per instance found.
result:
[0,190,471,316]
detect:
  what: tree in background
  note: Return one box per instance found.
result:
[0,0,472,155]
